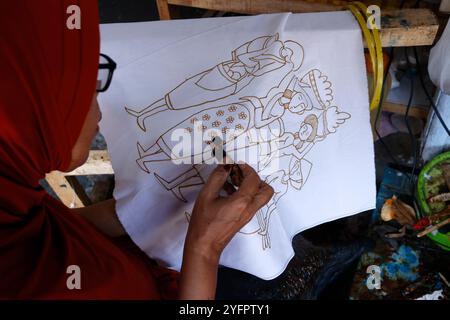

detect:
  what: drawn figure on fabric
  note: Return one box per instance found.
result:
[210,69,350,248]
[258,107,351,174]
[236,68,334,146]
[255,156,312,249]
[251,107,350,249]
[123,38,353,247]
[124,34,304,132]
[239,73,314,136]
[132,73,314,174]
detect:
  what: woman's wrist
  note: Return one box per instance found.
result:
[183,237,221,266]
[179,238,221,300]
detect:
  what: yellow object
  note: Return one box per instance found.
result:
[347,2,384,111]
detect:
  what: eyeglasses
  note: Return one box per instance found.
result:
[97,53,117,93]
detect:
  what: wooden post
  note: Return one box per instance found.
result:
[156,0,172,20]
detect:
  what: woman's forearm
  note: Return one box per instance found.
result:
[73,198,127,237]
[178,245,220,300]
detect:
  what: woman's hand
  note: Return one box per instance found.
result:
[186,163,273,258]
[179,163,273,299]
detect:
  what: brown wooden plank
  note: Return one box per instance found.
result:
[379,9,439,47]
[65,176,93,206]
[45,171,85,208]
[166,1,438,47]
[157,0,172,20]
[45,150,113,208]
[382,101,429,119]
[167,0,347,14]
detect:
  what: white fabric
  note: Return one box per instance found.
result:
[428,19,450,94]
[98,12,376,280]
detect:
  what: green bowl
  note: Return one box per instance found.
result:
[417,151,450,251]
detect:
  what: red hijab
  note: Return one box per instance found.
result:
[0,0,177,299]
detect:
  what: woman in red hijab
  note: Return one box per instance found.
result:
[0,1,273,299]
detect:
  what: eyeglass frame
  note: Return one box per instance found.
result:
[97,53,117,93]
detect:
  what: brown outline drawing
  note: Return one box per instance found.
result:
[133,103,251,174]
[124,34,304,132]
[132,68,350,176]
[123,34,352,250]
[154,165,205,203]
[256,156,313,249]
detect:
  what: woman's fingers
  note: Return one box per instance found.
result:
[234,163,261,197]
[201,165,231,200]
[230,166,243,186]
[223,181,236,195]
[202,163,274,215]
[244,182,274,219]
[187,164,274,258]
